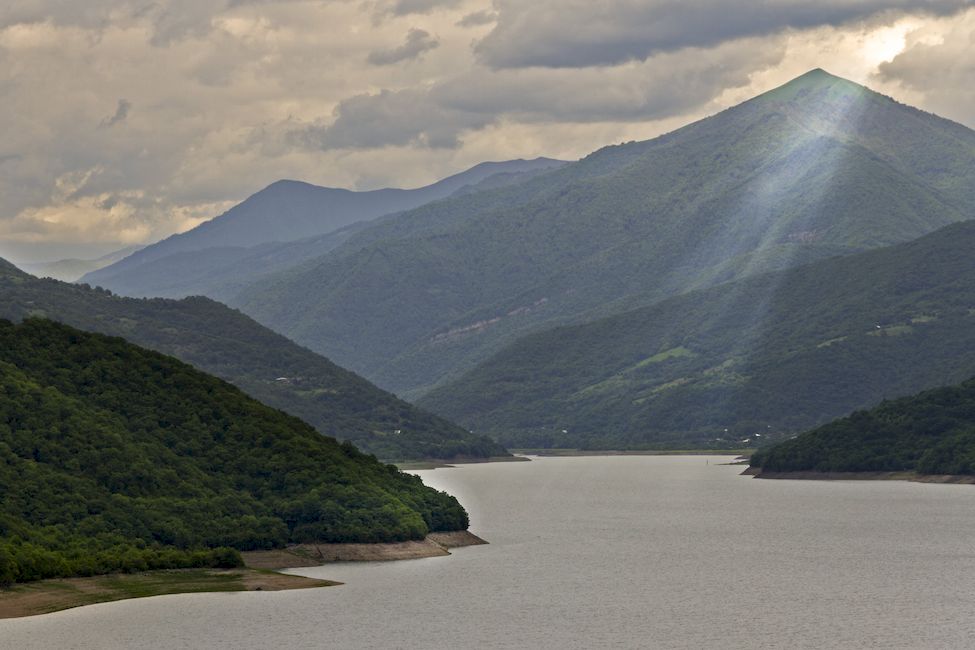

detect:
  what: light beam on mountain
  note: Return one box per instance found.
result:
[661,70,873,441]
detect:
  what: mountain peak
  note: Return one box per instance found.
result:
[732,68,891,125]
[770,68,869,95]
[796,67,836,81]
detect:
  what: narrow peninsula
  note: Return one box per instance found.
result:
[748,377,975,481]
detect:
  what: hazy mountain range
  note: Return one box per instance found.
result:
[82,158,566,299]
[16,245,143,282]
[78,69,975,451]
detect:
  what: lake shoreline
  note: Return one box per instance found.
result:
[0,568,338,620]
[242,530,488,569]
[512,448,751,457]
[0,531,487,620]
[742,466,975,484]
[397,450,752,471]
[395,455,530,470]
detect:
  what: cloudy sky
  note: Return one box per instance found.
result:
[1,0,973,262]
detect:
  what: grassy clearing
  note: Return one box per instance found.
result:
[633,346,696,369]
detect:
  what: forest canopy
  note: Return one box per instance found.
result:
[750,377,975,474]
[0,319,467,586]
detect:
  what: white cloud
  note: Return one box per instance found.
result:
[876,7,975,126]
[0,0,970,261]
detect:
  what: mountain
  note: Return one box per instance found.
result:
[419,220,975,449]
[0,318,468,585]
[749,377,975,476]
[83,158,566,298]
[231,70,975,399]
[0,261,507,461]
[75,221,375,304]
[17,245,143,282]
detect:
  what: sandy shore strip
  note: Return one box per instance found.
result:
[242,530,487,569]
[0,568,337,620]
[742,466,975,484]
[512,448,752,457]
[1,531,487,618]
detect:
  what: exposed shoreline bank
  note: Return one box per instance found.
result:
[0,568,338,620]
[0,531,487,619]
[742,466,975,484]
[242,530,488,569]
[395,455,530,470]
[512,448,751,457]
[397,450,752,471]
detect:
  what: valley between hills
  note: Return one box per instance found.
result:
[5,68,975,616]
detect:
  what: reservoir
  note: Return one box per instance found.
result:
[3,456,975,648]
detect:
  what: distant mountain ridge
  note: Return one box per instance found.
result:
[229,69,975,398]
[0,260,506,461]
[17,245,143,282]
[83,158,566,296]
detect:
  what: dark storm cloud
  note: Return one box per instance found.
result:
[294,88,491,149]
[302,37,781,150]
[367,27,439,65]
[440,41,781,122]
[475,0,973,68]
[99,99,131,128]
[457,10,497,28]
[377,0,464,16]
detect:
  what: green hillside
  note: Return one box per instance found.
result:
[0,319,468,586]
[0,262,506,461]
[235,70,975,398]
[750,378,975,475]
[419,220,975,449]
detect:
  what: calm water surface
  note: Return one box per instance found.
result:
[3,456,975,649]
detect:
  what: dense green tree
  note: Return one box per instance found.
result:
[750,378,975,474]
[0,319,469,585]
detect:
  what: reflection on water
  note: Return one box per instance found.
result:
[3,456,975,649]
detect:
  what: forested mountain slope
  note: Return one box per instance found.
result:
[0,261,505,461]
[0,319,468,585]
[750,378,975,476]
[421,220,975,449]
